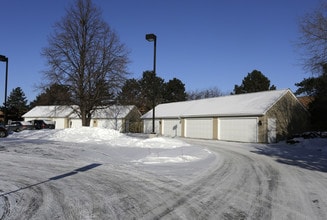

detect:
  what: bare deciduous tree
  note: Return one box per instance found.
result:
[298,2,327,75]
[187,87,224,100]
[297,2,327,130]
[42,0,129,126]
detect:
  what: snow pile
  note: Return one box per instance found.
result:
[9,127,189,149]
[9,127,123,143]
[53,127,123,142]
[134,137,188,149]
[8,128,203,164]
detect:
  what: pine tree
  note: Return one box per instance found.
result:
[118,72,187,114]
[139,71,165,113]
[6,87,28,121]
[117,79,144,110]
[30,84,72,107]
[233,70,276,94]
[163,78,187,103]
[295,66,327,130]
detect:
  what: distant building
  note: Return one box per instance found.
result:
[297,96,314,110]
[23,105,142,133]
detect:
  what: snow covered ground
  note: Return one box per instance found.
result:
[0,128,327,219]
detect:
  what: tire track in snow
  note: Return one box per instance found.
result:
[186,139,327,220]
[179,139,309,220]
[178,141,273,219]
[0,191,10,220]
[141,142,279,219]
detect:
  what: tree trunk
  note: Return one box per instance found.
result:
[85,114,91,127]
[81,107,91,126]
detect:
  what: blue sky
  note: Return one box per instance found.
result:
[0,0,322,104]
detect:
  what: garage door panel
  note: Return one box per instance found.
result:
[186,118,213,139]
[219,118,257,142]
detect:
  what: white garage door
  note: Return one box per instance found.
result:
[162,119,181,137]
[185,118,213,139]
[218,117,258,142]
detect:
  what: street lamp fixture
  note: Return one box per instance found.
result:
[145,33,157,134]
[0,55,8,125]
[146,33,156,42]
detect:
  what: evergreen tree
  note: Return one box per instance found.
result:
[5,87,28,121]
[295,66,327,130]
[309,74,327,130]
[163,78,187,103]
[233,70,276,94]
[117,72,186,114]
[30,84,72,107]
[139,71,165,113]
[294,77,318,96]
[117,79,144,111]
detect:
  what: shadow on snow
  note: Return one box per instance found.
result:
[0,163,102,197]
[252,141,327,173]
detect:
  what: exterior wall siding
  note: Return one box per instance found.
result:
[257,116,266,143]
[123,107,143,133]
[213,117,218,139]
[53,118,66,129]
[143,119,160,134]
[266,91,309,141]
[181,119,185,137]
[161,119,181,137]
[91,119,123,131]
[69,119,82,128]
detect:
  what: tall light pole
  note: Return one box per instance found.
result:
[0,55,8,125]
[145,33,157,134]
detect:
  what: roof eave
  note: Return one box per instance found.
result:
[142,113,265,119]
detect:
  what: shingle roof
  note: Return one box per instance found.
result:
[142,89,292,119]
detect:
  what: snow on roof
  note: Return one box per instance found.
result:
[92,105,136,119]
[142,89,291,119]
[23,105,137,119]
[23,106,75,118]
